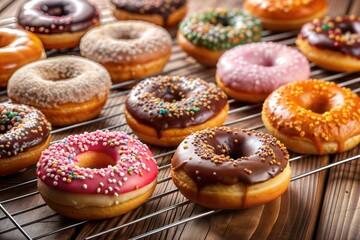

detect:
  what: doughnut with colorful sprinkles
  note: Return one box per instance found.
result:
[37,130,158,220]
[177,8,262,66]
[0,103,51,176]
[297,15,360,72]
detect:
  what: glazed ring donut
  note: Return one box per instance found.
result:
[17,0,100,49]
[262,79,360,155]
[125,76,229,147]
[171,127,291,209]
[80,21,172,85]
[7,56,111,126]
[216,42,310,102]
[0,28,45,87]
[177,8,262,67]
[243,0,328,31]
[296,15,360,72]
[36,130,158,220]
[0,103,51,176]
[110,0,187,29]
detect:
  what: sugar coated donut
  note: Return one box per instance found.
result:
[37,130,158,220]
[0,28,45,87]
[110,0,187,29]
[125,76,229,147]
[296,15,360,72]
[171,126,291,209]
[80,21,172,85]
[243,0,328,31]
[216,42,310,102]
[0,103,51,176]
[262,79,360,155]
[17,0,100,49]
[177,8,262,67]
[7,56,111,126]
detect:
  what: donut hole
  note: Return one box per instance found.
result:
[157,87,184,102]
[40,66,81,82]
[41,4,69,17]
[112,31,141,40]
[212,137,259,160]
[299,93,332,114]
[76,151,116,169]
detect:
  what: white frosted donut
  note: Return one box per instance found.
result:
[80,21,172,84]
[7,56,112,126]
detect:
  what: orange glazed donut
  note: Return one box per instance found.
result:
[125,76,229,147]
[110,0,187,29]
[296,15,360,72]
[17,0,100,49]
[7,56,111,126]
[243,0,328,31]
[37,130,158,220]
[0,103,51,176]
[0,28,45,87]
[171,127,291,209]
[262,79,360,155]
[80,21,172,85]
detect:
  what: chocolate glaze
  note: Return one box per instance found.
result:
[300,16,360,58]
[0,103,51,158]
[125,76,228,137]
[111,0,186,21]
[172,127,289,189]
[17,0,100,34]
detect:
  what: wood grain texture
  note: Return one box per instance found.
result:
[0,0,359,239]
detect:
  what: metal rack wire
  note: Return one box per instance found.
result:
[0,2,360,240]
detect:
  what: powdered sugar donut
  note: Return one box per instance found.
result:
[80,21,172,84]
[216,42,310,102]
[37,130,158,220]
[7,56,111,126]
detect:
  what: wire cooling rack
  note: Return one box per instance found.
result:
[0,2,360,240]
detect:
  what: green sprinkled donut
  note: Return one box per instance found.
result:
[179,8,262,51]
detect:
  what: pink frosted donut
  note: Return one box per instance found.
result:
[216,42,310,102]
[36,130,158,220]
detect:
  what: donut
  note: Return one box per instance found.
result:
[243,0,328,31]
[0,103,51,176]
[262,79,360,155]
[177,8,262,67]
[216,42,310,102]
[7,56,111,126]
[296,15,360,72]
[80,21,172,85]
[36,130,158,220]
[110,0,187,29]
[17,0,100,49]
[0,28,45,87]
[171,126,291,209]
[125,75,229,147]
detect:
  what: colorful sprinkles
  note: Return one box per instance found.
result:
[125,75,228,133]
[179,8,262,51]
[0,103,51,158]
[36,130,158,197]
[300,15,360,57]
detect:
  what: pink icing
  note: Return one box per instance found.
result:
[216,42,310,94]
[36,130,158,195]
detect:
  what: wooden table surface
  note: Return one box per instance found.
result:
[0,0,359,239]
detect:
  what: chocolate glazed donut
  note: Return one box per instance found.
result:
[300,16,360,58]
[17,0,100,49]
[111,0,187,29]
[171,127,291,209]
